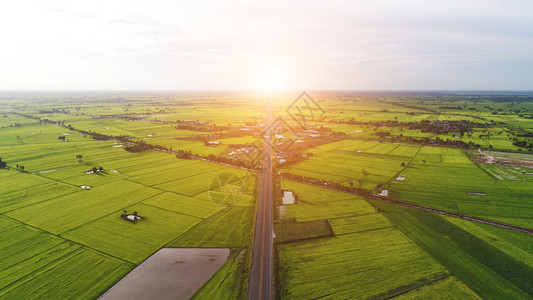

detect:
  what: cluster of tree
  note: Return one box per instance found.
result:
[408,120,480,135]
[38,108,69,114]
[228,143,250,149]
[206,153,248,167]
[175,149,257,169]
[175,150,194,159]
[512,140,533,150]
[15,164,25,170]
[329,118,408,127]
[87,166,104,173]
[438,106,463,109]
[387,134,482,148]
[516,132,533,138]
[124,141,150,152]
[0,157,6,168]
[175,123,228,132]
[58,136,67,141]
[277,152,307,167]
[375,131,391,137]
[76,154,83,162]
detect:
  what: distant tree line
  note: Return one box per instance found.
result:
[280,172,374,196]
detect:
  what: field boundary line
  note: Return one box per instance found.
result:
[280,177,533,235]
[140,202,205,220]
[382,144,421,188]
[1,214,136,265]
[334,225,395,236]
[60,190,166,236]
[164,206,233,246]
[1,188,81,214]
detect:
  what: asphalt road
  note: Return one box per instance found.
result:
[248,98,274,300]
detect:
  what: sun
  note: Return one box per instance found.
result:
[260,65,286,92]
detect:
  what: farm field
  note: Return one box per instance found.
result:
[1,91,533,299]
[283,140,415,190]
[0,216,132,299]
[0,121,257,298]
[369,199,533,299]
[390,146,533,227]
[276,180,479,299]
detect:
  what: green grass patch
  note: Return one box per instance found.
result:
[167,206,254,248]
[62,203,201,264]
[274,218,334,243]
[369,199,533,299]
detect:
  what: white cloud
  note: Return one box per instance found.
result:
[1,0,532,90]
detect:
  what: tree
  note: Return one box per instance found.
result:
[0,157,5,169]
[92,167,98,173]
[400,162,406,167]
[98,167,104,172]
[76,154,83,162]
[58,136,66,141]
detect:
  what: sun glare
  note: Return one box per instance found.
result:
[260,66,285,92]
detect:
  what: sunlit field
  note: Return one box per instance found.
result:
[1,91,532,299]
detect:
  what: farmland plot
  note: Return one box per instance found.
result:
[277,182,477,299]
[0,217,132,299]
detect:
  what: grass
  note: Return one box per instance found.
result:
[0,119,256,298]
[274,218,333,243]
[369,199,533,299]
[62,203,201,263]
[328,213,392,235]
[278,227,451,299]
[167,206,255,248]
[443,216,533,268]
[390,146,533,226]
[142,192,221,218]
[276,180,478,299]
[394,276,480,299]
[283,140,411,189]
[6,179,162,234]
[2,92,533,299]
[280,180,376,221]
[0,216,132,299]
[192,248,250,300]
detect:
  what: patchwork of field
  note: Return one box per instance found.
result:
[390,146,533,227]
[0,216,132,299]
[277,181,478,299]
[443,216,533,268]
[283,140,418,189]
[0,127,256,298]
[2,93,532,299]
[369,199,533,299]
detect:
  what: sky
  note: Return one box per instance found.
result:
[1,0,533,91]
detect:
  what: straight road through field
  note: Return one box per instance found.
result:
[248,98,274,300]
